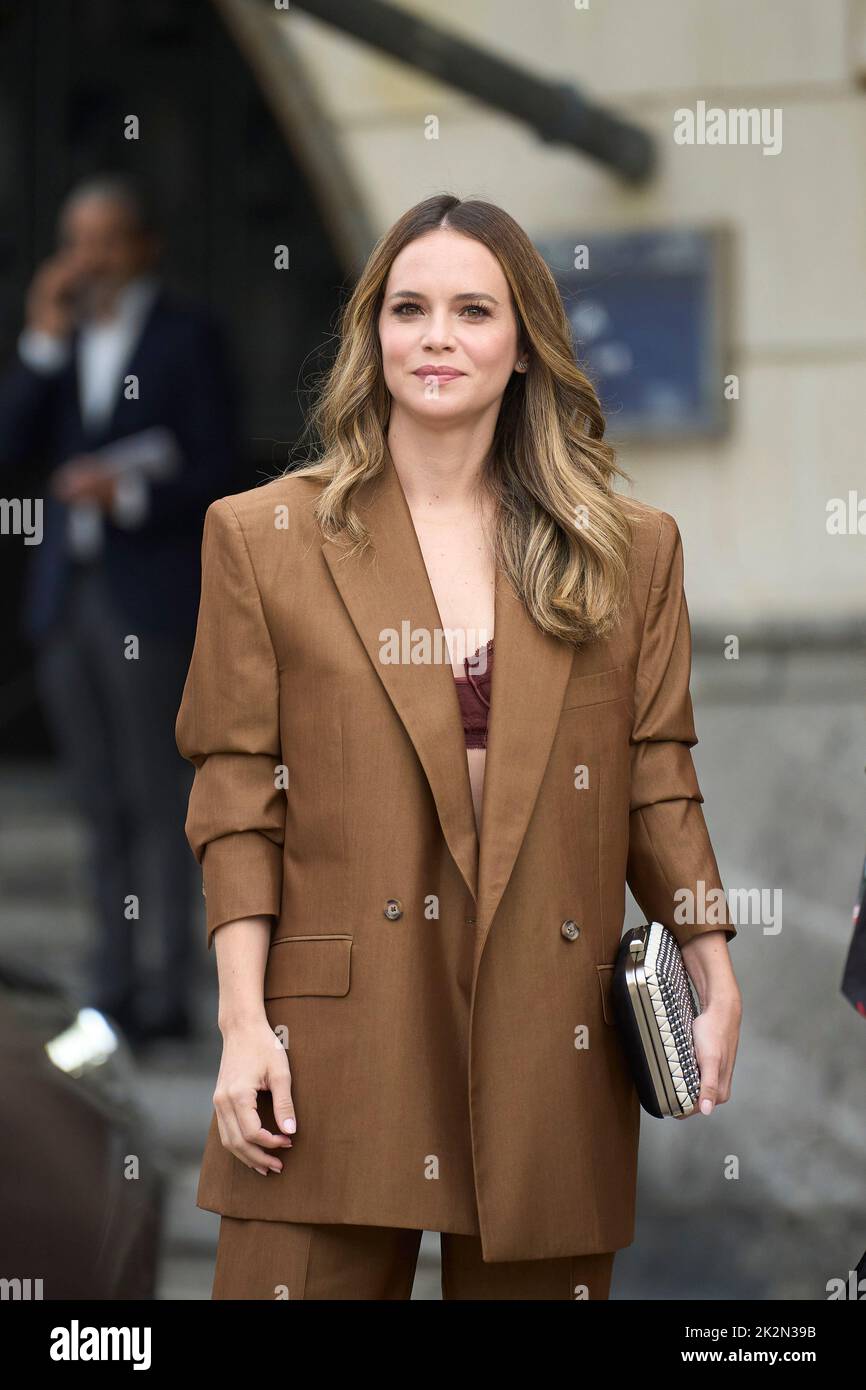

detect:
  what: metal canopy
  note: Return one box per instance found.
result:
[280,0,656,184]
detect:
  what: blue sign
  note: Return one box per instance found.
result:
[534,227,732,441]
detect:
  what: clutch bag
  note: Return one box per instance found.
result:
[611,921,701,1118]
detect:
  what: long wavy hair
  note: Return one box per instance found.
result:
[284,193,638,647]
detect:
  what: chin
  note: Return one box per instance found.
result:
[406,398,470,423]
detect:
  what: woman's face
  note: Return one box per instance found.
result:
[378,228,524,426]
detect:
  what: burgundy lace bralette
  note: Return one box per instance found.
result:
[453,638,493,750]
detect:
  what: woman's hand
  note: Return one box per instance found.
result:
[678,929,742,1119]
[680,991,742,1119]
[213,1019,297,1174]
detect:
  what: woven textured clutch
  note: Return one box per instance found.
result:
[611,922,701,1118]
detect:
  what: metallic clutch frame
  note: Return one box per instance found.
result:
[615,921,701,1118]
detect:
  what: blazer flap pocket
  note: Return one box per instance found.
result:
[596,963,617,1026]
[562,664,630,711]
[264,934,353,999]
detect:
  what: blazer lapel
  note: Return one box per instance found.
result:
[474,554,574,953]
[320,448,575,937]
[321,450,480,903]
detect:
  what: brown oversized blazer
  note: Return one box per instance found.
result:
[175,447,737,1263]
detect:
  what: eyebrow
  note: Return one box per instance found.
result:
[388,290,499,304]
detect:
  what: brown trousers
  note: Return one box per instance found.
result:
[212,1217,616,1300]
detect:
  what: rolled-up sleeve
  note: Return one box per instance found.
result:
[175,498,284,948]
[626,512,736,949]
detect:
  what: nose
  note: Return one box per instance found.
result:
[419,310,457,352]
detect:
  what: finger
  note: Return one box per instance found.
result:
[214,1108,269,1175]
[224,1106,286,1173]
[249,1125,293,1150]
[233,1090,292,1157]
[695,1053,721,1114]
[224,1089,287,1171]
[269,1064,297,1138]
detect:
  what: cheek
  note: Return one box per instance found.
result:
[466,327,518,382]
[378,318,409,371]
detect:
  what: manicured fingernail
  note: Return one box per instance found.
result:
[282,1118,296,1133]
[700,1098,713,1115]
[255,1167,267,1175]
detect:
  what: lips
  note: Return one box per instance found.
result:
[413,367,465,381]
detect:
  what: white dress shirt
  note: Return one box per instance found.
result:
[18,273,173,559]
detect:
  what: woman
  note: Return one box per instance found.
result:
[175,194,741,1301]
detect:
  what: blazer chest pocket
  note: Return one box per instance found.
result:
[562,664,631,711]
[264,934,353,1000]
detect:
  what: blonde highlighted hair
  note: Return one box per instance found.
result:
[285,193,637,647]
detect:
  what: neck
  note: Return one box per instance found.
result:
[86,270,153,324]
[386,408,497,516]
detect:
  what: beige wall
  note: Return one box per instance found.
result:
[256,0,865,623]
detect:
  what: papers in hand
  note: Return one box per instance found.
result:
[88,426,182,480]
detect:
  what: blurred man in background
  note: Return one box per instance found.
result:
[0,172,240,1044]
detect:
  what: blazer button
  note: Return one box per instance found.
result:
[560,919,580,941]
[384,899,403,921]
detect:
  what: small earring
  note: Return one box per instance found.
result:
[516,359,527,370]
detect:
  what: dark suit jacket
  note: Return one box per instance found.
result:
[0,285,240,644]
